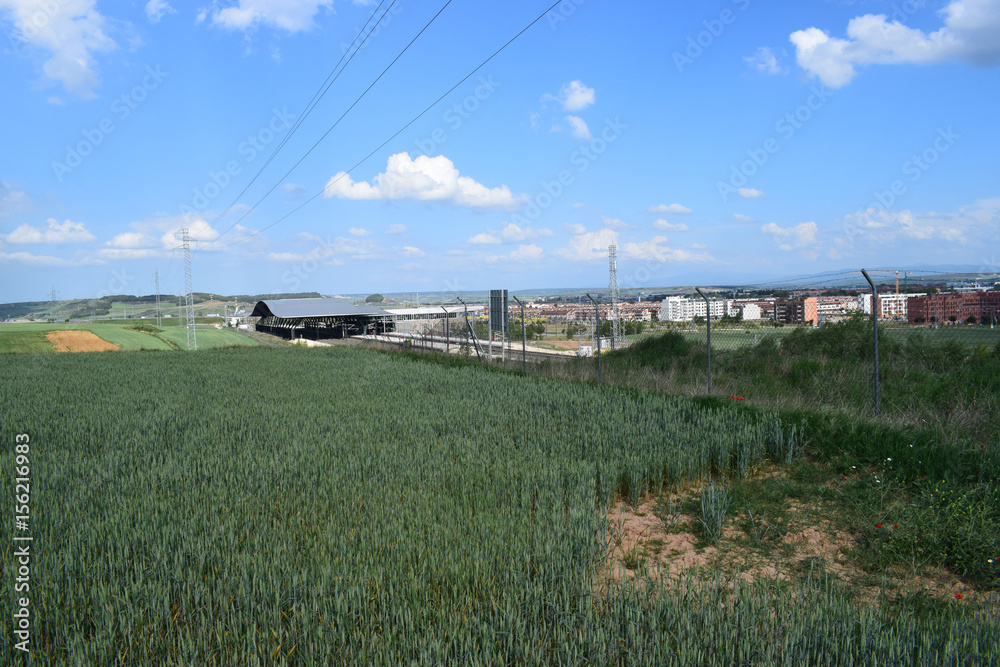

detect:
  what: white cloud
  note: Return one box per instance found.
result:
[623,236,713,263]
[348,227,371,237]
[565,115,591,140]
[385,224,407,235]
[400,246,424,258]
[840,199,1000,245]
[733,213,756,222]
[282,183,306,199]
[500,222,553,242]
[509,244,544,261]
[652,219,689,232]
[761,221,819,251]
[738,187,766,200]
[0,250,97,266]
[208,0,333,32]
[5,218,96,244]
[745,46,783,74]
[106,231,158,248]
[0,181,31,218]
[601,216,634,230]
[468,232,501,245]
[0,0,116,97]
[648,203,692,214]
[565,223,587,235]
[97,247,160,260]
[790,0,1000,89]
[324,152,526,210]
[557,80,595,111]
[556,228,618,261]
[145,0,175,23]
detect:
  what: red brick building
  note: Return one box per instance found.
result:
[907,291,1000,324]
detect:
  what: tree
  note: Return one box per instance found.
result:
[966,316,978,325]
[948,315,957,323]
[692,315,705,326]
[365,294,385,303]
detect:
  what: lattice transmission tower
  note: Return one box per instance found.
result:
[181,229,197,351]
[608,243,622,349]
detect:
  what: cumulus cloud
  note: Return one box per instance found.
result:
[733,213,756,222]
[652,219,689,232]
[601,216,634,230]
[556,228,618,261]
[565,115,591,139]
[790,0,1000,89]
[145,0,175,23]
[648,203,692,214]
[840,199,1000,245]
[761,221,819,251]
[468,232,501,245]
[106,231,158,248]
[400,246,424,258]
[5,218,96,244]
[738,187,766,200]
[509,244,544,261]
[565,223,587,235]
[623,236,713,263]
[0,181,31,218]
[745,46,783,74]
[0,250,98,266]
[324,153,526,210]
[555,80,595,111]
[207,0,333,32]
[0,0,116,97]
[385,223,407,235]
[501,222,553,242]
[348,227,371,237]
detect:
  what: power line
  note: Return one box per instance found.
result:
[203,0,456,250]
[203,0,397,235]
[208,0,565,251]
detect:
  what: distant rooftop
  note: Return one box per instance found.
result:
[250,298,391,319]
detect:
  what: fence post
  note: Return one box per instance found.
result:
[695,287,711,394]
[860,269,880,418]
[586,294,602,385]
[513,296,527,373]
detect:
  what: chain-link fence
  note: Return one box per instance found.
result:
[594,269,999,445]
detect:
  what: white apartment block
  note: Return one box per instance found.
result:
[659,296,727,322]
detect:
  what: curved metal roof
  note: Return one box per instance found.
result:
[251,298,391,319]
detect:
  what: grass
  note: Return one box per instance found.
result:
[156,326,260,349]
[0,327,54,353]
[0,322,255,352]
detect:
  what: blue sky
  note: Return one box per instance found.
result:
[1,0,998,302]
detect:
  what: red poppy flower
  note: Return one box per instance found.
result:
[894,524,898,529]
[876,524,883,529]
[955,593,962,599]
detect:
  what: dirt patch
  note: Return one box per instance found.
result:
[46,330,119,353]
[598,477,995,605]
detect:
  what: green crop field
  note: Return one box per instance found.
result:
[0,322,174,352]
[2,347,996,664]
[157,326,260,349]
[0,322,257,353]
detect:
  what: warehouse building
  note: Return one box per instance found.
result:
[251,298,393,340]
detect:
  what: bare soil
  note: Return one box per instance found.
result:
[600,477,991,604]
[46,330,119,353]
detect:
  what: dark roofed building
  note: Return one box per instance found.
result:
[251,298,393,340]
